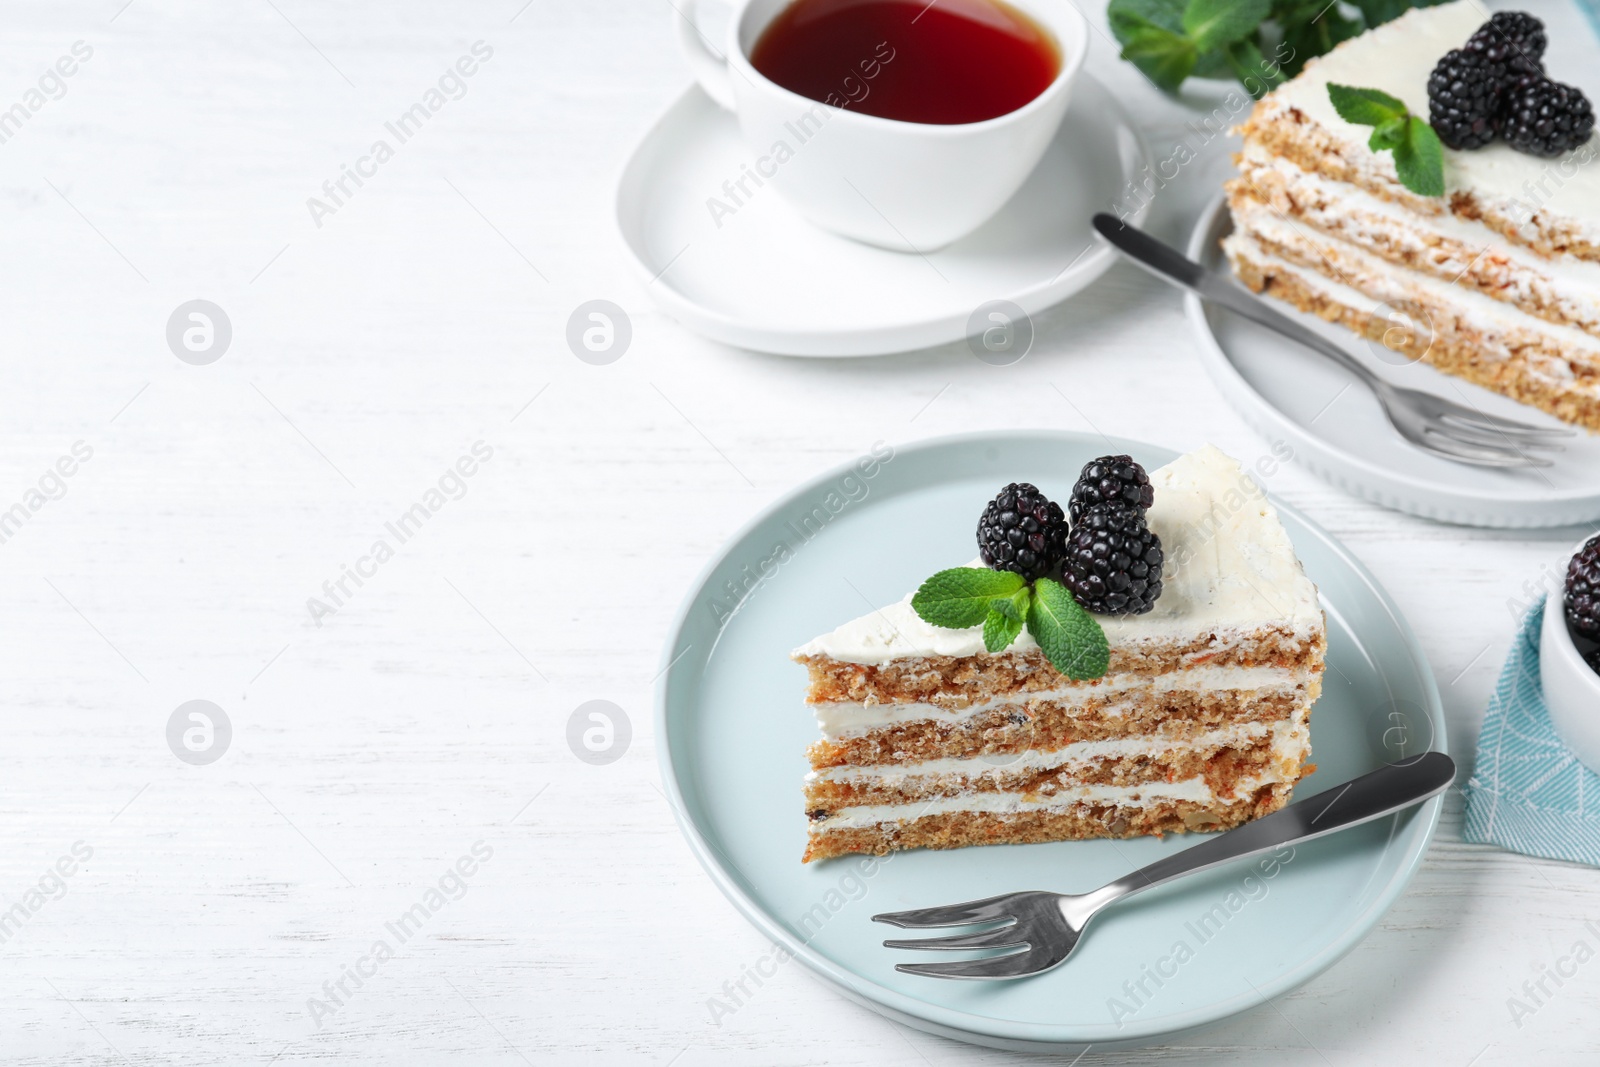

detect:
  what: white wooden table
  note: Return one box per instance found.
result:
[3,0,1597,1062]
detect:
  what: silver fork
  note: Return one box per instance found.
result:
[873,751,1455,980]
[1091,214,1574,469]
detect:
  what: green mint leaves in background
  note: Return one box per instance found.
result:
[1327,84,1445,196]
[1110,0,1280,94]
[1184,0,1274,54]
[911,568,1110,680]
[1110,0,1441,98]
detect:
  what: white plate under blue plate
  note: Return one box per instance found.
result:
[615,75,1149,356]
[1185,195,1600,529]
[656,430,1446,1052]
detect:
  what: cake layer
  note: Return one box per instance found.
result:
[1230,150,1600,339]
[804,717,1308,808]
[803,777,1293,861]
[1233,1,1600,265]
[812,663,1311,739]
[1224,227,1600,430]
[808,675,1318,768]
[797,626,1322,706]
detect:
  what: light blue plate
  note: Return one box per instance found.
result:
[656,431,1445,1052]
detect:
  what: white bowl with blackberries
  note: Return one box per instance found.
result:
[1543,533,1600,774]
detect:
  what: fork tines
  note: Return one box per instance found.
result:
[874,892,1073,980]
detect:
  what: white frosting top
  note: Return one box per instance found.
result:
[1267,0,1600,220]
[793,446,1322,665]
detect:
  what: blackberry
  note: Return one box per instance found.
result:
[976,482,1067,582]
[1586,648,1600,678]
[1566,534,1600,643]
[1465,11,1546,78]
[1502,75,1595,157]
[1068,455,1154,523]
[1428,49,1504,150]
[1060,506,1164,616]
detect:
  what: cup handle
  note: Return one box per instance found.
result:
[675,0,738,110]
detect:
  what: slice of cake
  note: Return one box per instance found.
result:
[791,446,1325,862]
[1225,1,1600,430]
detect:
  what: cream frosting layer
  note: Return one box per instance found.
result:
[1263,0,1600,231]
[814,770,1285,829]
[793,446,1322,666]
[810,718,1309,787]
[813,664,1311,739]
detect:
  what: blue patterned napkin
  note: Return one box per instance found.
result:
[1463,598,1600,866]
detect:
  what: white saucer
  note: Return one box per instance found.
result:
[1185,195,1600,529]
[616,75,1149,356]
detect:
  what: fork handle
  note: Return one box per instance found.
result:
[1090,213,1387,392]
[1193,273,1387,392]
[1092,752,1454,911]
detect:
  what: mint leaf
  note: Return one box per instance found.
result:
[1026,578,1110,681]
[1368,115,1406,151]
[983,607,1025,653]
[1347,0,1442,29]
[1193,46,1237,80]
[1108,0,1186,37]
[990,585,1031,623]
[1183,0,1270,53]
[911,567,1025,629]
[1393,116,1445,197]
[1280,1,1363,79]
[1225,38,1285,98]
[1112,0,1410,96]
[1119,22,1198,92]
[1326,85,1445,197]
[1327,83,1407,127]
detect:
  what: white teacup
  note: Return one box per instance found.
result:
[676,0,1089,252]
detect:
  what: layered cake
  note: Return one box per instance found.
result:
[792,447,1325,862]
[1226,2,1600,430]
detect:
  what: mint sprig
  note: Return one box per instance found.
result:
[1117,20,1198,92]
[991,586,1029,622]
[982,605,1026,653]
[1326,83,1406,126]
[1108,0,1425,98]
[910,567,1110,680]
[1107,0,1283,96]
[1182,0,1272,53]
[1327,84,1445,197]
[911,568,1024,629]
